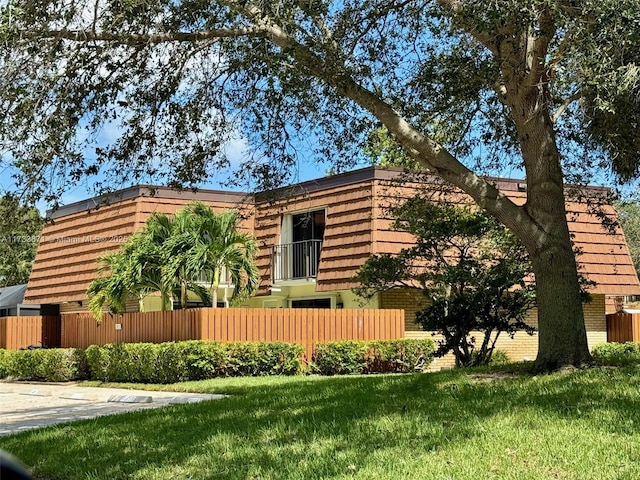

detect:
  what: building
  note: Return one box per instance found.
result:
[23,167,640,364]
[0,284,42,317]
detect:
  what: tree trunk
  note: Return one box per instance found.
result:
[211,269,219,308]
[181,281,187,309]
[531,237,592,370]
[511,84,593,371]
[161,292,170,311]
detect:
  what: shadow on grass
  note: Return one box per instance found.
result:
[1,366,640,479]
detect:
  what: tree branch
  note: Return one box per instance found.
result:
[524,5,555,88]
[437,0,500,56]
[552,91,582,123]
[220,0,545,251]
[19,27,263,46]
[546,25,575,81]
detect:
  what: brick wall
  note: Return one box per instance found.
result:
[384,288,606,369]
[59,296,142,314]
[380,289,429,331]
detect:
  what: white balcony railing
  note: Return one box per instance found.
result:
[271,239,322,282]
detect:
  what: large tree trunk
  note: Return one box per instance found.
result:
[531,236,591,370]
[513,84,593,371]
[526,189,593,370]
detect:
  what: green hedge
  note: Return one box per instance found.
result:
[85,341,305,383]
[0,339,435,383]
[312,339,435,375]
[0,348,87,382]
[592,342,640,366]
[0,349,12,379]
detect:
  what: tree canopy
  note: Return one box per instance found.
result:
[0,194,44,287]
[1,1,637,200]
[2,1,639,368]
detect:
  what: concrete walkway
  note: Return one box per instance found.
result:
[0,382,225,436]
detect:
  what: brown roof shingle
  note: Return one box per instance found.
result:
[24,167,640,304]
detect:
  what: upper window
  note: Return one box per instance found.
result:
[273,209,326,281]
[292,210,325,242]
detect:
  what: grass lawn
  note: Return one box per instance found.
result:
[2,366,640,479]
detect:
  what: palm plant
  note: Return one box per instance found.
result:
[87,231,173,319]
[144,212,211,309]
[87,251,130,320]
[122,230,173,311]
[87,202,258,319]
[164,203,259,308]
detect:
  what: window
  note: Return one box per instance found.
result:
[272,209,326,281]
[292,210,325,243]
[291,298,331,308]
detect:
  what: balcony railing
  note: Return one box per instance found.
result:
[271,239,322,282]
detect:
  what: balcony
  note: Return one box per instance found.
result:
[271,239,322,282]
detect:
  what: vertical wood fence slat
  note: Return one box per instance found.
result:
[0,318,5,349]
[219,309,227,342]
[231,309,239,341]
[312,309,319,348]
[362,312,379,338]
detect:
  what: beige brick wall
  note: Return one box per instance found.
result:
[384,288,606,369]
[60,296,142,315]
[380,289,429,331]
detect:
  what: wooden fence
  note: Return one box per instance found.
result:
[606,312,640,343]
[61,308,405,360]
[0,316,62,350]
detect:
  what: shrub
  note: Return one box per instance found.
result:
[85,340,305,383]
[468,348,512,367]
[0,349,16,379]
[0,348,87,381]
[367,339,435,373]
[155,342,189,383]
[178,340,230,380]
[1,339,431,383]
[86,342,180,383]
[592,342,640,366]
[313,341,370,375]
[487,349,512,366]
[227,342,305,376]
[313,339,434,375]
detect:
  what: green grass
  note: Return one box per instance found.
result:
[2,366,640,479]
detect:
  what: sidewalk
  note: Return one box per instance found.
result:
[0,382,225,436]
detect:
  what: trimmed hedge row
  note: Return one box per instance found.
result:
[0,338,436,383]
[0,341,304,383]
[85,341,305,383]
[312,339,435,375]
[592,342,640,366]
[0,348,87,382]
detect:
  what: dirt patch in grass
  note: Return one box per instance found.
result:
[467,372,521,383]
